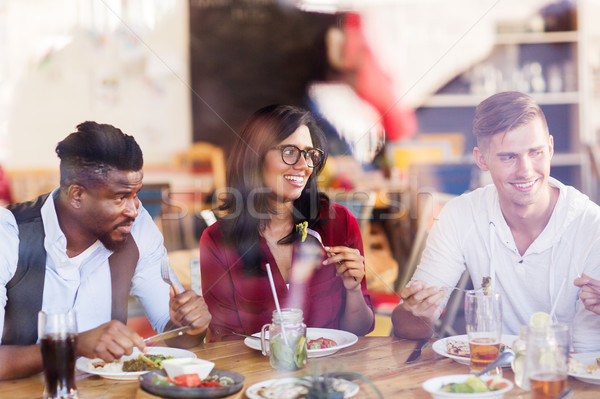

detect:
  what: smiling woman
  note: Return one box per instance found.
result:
[199,105,375,341]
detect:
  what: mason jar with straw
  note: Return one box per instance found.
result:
[260,263,308,371]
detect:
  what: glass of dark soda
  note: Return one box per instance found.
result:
[38,309,78,399]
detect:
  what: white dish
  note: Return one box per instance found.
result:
[432,334,518,366]
[422,374,513,399]
[245,377,359,399]
[162,358,214,380]
[243,327,358,358]
[568,352,600,385]
[76,347,197,381]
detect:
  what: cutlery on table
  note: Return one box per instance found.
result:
[555,388,574,399]
[144,326,191,345]
[306,228,357,281]
[232,331,266,341]
[405,338,429,364]
[474,349,515,376]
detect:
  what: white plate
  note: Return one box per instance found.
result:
[76,347,197,380]
[568,352,600,385]
[244,327,358,358]
[245,377,359,399]
[432,334,518,366]
[422,374,513,399]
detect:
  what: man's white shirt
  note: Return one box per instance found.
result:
[412,178,600,352]
[0,189,183,343]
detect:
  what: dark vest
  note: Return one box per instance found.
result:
[2,193,139,345]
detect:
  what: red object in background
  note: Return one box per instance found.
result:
[126,316,155,339]
[0,165,12,205]
[342,13,417,142]
[369,291,401,314]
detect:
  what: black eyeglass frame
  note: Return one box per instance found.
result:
[271,145,325,168]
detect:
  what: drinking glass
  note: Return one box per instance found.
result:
[464,290,503,376]
[38,309,78,399]
[260,308,307,371]
[526,324,569,399]
[511,325,530,390]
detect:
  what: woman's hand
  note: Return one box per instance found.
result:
[322,245,364,290]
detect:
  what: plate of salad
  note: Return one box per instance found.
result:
[139,368,244,398]
[244,327,358,358]
[76,347,196,381]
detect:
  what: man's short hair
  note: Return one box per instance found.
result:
[56,121,143,188]
[473,91,549,147]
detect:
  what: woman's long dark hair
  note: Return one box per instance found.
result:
[218,105,329,274]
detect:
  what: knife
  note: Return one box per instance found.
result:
[144,326,191,344]
[405,338,429,364]
[232,331,265,341]
[555,388,573,399]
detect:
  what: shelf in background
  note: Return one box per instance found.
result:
[495,30,579,45]
[551,151,587,167]
[421,92,580,108]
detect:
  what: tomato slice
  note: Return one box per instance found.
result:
[173,373,202,387]
[485,378,508,391]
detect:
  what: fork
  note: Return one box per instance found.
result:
[161,256,179,295]
[306,228,357,281]
[407,268,481,293]
[159,256,193,336]
[306,228,327,252]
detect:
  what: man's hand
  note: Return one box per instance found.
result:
[574,273,600,315]
[398,280,447,320]
[77,320,144,362]
[392,280,447,339]
[169,290,211,335]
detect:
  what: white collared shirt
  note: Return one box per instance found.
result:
[413,178,600,352]
[0,189,182,343]
[0,206,19,340]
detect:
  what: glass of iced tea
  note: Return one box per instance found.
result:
[38,309,78,399]
[464,290,503,376]
[526,323,569,399]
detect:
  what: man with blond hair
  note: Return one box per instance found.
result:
[392,91,600,352]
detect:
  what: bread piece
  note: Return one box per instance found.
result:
[446,338,470,357]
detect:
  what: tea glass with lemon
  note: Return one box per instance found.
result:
[511,311,570,399]
[511,311,549,390]
[525,322,569,399]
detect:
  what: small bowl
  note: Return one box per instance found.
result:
[422,374,513,399]
[161,358,215,380]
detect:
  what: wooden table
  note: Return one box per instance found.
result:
[1,337,597,398]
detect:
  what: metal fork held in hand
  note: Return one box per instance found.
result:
[306,228,357,282]
[306,228,328,253]
[161,257,179,295]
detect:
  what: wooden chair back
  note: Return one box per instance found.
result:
[175,142,226,195]
[325,189,376,247]
[395,191,456,291]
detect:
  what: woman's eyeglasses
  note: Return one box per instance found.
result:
[272,145,324,168]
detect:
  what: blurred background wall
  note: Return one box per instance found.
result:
[1,0,597,181]
[0,0,191,169]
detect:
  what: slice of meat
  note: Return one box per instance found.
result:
[446,338,470,357]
